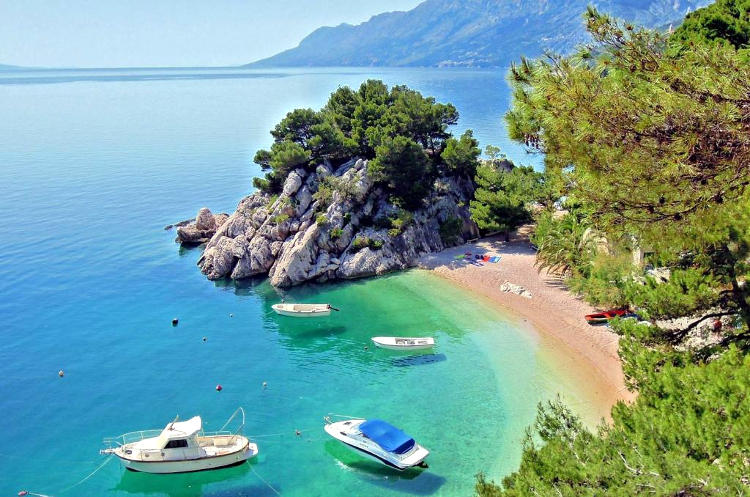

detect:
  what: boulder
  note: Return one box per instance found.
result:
[195,207,216,231]
[186,155,477,287]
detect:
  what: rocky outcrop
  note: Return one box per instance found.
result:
[175,208,229,245]
[186,158,479,287]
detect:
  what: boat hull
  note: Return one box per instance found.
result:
[272,304,331,317]
[371,337,435,350]
[272,308,330,318]
[115,442,257,474]
[324,420,428,470]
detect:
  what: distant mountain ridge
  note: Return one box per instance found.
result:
[248,0,711,68]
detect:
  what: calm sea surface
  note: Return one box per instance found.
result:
[1,67,581,497]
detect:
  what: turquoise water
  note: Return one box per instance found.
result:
[1,67,574,497]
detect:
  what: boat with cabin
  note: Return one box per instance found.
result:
[323,416,429,470]
[101,408,257,473]
[371,336,435,350]
[272,303,335,317]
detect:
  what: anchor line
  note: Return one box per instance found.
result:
[59,455,114,493]
[247,461,282,497]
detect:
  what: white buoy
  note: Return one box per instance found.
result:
[58,370,64,378]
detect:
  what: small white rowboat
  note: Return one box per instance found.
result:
[371,336,435,350]
[272,303,334,317]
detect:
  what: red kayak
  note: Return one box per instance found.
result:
[585,309,628,324]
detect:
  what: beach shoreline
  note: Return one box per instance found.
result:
[418,231,636,419]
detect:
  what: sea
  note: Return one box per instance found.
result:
[1,67,593,497]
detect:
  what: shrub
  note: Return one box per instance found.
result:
[343,213,352,224]
[391,209,413,231]
[316,214,328,226]
[369,239,384,250]
[352,236,369,251]
[330,227,343,240]
[272,213,290,224]
[388,228,401,238]
[253,176,271,192]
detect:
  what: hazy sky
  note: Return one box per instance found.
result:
[0,0,423,67]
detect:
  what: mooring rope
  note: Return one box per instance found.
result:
[58,455,114,493]
[247,461,282,497]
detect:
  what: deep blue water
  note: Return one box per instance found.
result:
[0,67,568,497]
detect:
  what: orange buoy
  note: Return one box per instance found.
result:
[216,384,222,391]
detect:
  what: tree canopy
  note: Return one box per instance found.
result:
[671,0,750,50]
[477,7,750,496]
[252,80,474,208]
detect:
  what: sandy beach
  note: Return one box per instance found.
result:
[419,230,636,415]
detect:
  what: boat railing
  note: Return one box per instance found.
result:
[103,429,163,447]
[214,407,246,443]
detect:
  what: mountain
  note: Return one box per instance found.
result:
[247,0,711,68]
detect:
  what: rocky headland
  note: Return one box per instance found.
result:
[177,158,478,287]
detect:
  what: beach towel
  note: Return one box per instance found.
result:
[453,254,466,260]
[489,256,501,263]
[482,255,491,262]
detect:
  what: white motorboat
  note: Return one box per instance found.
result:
[101,408,257,474]
[371,336,435,350]
[272,303,335,317]
[324,416,429,470]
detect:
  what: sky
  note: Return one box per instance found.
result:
[0,0,423,68]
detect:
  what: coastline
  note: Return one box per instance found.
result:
[418,231,636,420]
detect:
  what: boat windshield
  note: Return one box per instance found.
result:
[359,419,415,454]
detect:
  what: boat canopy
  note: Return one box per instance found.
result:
[359,419,415,454]
[161,416,202,439]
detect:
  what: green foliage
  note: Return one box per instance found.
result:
[441,129,480,177]
[252,80,466,202]
[315,214,328,226]
[369,136,431,209]
[671,0,750,50]
[343,212,352,225]
[480,9,750,497]
[470,163,544,239]
[568,253,633,308]
[439,216,463,245]
[272,213,290,224]
[330,227,343,240]
[507,7,750,329]
[624,269,721,321]
[479,345,750,497]
[252,176,271,192]
[484,144,503,160]
[369,238,384,250]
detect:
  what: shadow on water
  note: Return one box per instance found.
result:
[391,354,447,368]
[324,441,446,495]
[112,461,254,497]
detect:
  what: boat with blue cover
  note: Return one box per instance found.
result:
[323,416,429,470]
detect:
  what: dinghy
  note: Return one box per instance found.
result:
[585,308,628,324]
[271,303,335,317]
[324,416,429,470]
[371,336,435,350]
[101,408,257,473]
